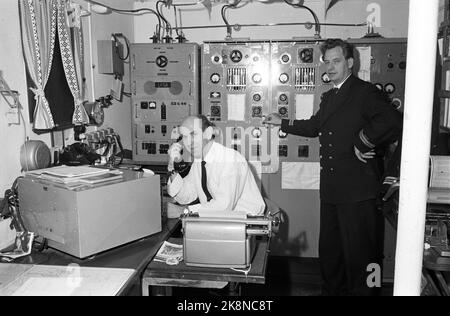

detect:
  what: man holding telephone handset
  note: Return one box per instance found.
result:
[166,115,265,218]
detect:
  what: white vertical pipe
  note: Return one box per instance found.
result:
[394,0,439,296]
[87,3,96,102]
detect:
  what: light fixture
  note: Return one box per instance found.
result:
[90,4,112,14]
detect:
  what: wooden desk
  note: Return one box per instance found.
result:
[141,235,270,296]
[10,218,180,296]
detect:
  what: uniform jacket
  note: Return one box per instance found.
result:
[281,75,402,203]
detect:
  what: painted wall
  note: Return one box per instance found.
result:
[79,0,135,150]
[0,0,51,194]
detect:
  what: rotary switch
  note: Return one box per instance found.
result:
[278,107,288,116]
[253,93,262,102]
[384,83,396,94]
[280,54,291,64]
[156,55,168,68]
[321,73,331,84]
[230,50,243,63]
[279,94,288,103]
[210,73,221,84]
[252,127,262,138]
[279,73,289,84]
[252,73,262,84]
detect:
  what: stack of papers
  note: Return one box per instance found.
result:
[26,166,123,187]
[154,241,183,265]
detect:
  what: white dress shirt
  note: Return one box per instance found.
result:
[334,73,352,90]
[167,142,266,215]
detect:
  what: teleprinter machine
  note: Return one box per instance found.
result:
[18,169,162,258]
[181,211,278,269]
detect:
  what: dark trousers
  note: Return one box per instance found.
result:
[319,199,385,296]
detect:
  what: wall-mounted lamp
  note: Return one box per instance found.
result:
[90,4,112,15]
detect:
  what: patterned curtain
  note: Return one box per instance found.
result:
[19,0,57,130]
[57,0,89,125]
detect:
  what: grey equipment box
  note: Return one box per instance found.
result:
[182,212,273,268]
[18,171,162,258]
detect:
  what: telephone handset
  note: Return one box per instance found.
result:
[173,136,191,178]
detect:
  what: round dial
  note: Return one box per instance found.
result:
[322,73,331,84]
[279,73,289,84]
[252,73,262,84]
[210,73,221,84]
[252,128,262,138]
[278,107,288,116]
[279,94,288,103]
[253,93,262,102]
[299,48,314,63]
[252,107,262,116]
[392,98,402,110]
[384,83,396,94]
[156,55,168,68]
[280,54,291,64]
[230,50,243,63]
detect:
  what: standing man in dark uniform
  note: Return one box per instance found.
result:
[264,39,402,296]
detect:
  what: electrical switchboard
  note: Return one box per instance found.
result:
[130,43,200,164]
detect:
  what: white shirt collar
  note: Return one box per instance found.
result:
[203,141,217,164]
[334,73,352,90]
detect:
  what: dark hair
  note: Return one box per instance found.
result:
[196,114,215,131]
[320,39,355,60]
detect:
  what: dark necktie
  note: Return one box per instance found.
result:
[201,161,212,202]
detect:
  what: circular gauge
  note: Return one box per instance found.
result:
[384,83,396,94]
[388,62,394,69]
[252,73,262,84]
[210,73,221,84]
[299,48,314,63]
[278,107,288,116]
[375,83,383,91]
[322,73,331,84]
[279,128,287,139]
[279,94,288,103]
[230,50,243,63]
[156,55,168,68]
[252,128,262,138]
[211,106,221,116]
[279,73,289,84]
[280,54,291,64]
[211,55,222,64]
[392,98,402,110]
[252,107,262,117]
[253,93,262,102]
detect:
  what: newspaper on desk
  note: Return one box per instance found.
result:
[154,241,183,265]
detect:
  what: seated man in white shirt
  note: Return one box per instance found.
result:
[166,115,265,217]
